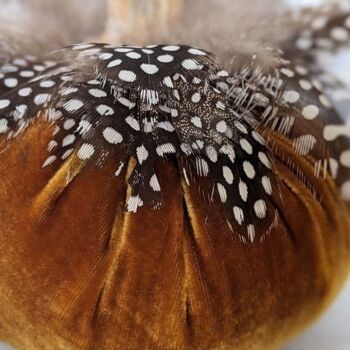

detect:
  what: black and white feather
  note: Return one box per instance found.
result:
[1,1,350,243]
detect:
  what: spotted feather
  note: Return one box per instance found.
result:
[0,40,350,241]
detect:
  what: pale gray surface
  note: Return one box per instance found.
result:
[285,280,350,350]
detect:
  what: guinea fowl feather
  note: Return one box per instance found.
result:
[0,0,350,240]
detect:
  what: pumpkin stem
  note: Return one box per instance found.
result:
[103,0,184,44]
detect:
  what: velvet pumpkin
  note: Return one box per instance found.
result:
[0,115,349,350]
[0,2,350,350]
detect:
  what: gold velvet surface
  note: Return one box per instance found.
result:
[0,118,349,350]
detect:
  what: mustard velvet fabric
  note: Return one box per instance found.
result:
[0,118,349,350]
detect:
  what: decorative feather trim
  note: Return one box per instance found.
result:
[0,1,350,242]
